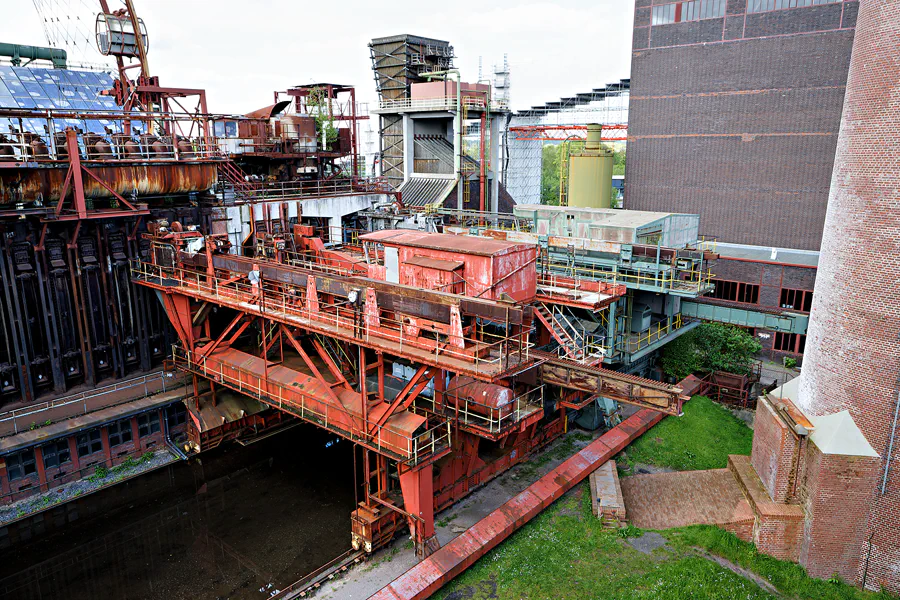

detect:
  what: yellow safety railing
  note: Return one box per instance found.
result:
[545,259,714,295]
[619,314,684,354]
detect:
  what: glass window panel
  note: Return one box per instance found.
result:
[15,96,37,109]
[14,68,36,83]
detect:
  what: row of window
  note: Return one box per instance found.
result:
[710,280,814,311]
[747,0,838,13]
[4,408,181,483]
[651,0,726,25]
[710,280,761,304]
[774,332,807,354]
[651,0,839,26]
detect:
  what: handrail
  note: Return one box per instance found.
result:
[171,346,450,465]
[619,314,685,354]
[0,371,184,434]
[130,260,532,375]
[425,384,543,435]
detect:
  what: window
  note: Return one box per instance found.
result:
[7,449,37,481]
[709,279,760,304]
[774,332,807,354]
[138,412,161,437]
[42,440,71,470]
[107,420,133,448]
[652,0,726,25]
[747,0,836,13]
[77,430,103,457]
[167,403,187,428]
[779,288,813,312]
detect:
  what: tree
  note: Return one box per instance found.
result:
[660,323,761,381]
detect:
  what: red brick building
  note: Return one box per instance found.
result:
[627,0,859,252]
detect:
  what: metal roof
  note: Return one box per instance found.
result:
[397,176,457,208]
[515,79,630,117]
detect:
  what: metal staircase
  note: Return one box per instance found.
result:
[535,303,586,362]
[217,159,259,197]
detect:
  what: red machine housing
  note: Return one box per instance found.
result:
[359,230,537,303]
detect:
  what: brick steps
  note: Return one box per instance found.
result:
[728,454,803,561]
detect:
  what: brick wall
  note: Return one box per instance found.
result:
[701,257,816,358]
[751,397,800,503]
[790,0,900,591]
[627,2,858,250]
[754,511,804,561]
[0,408,169,506]
[798,442,880,581]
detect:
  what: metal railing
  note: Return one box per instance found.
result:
[424,384,544,435]
[377,96,504,112]
[170,346,450,465]
[219,177,393,201]
[619,314,685,354]
[546,259,714,295]
[130,260,532,375]
[0,371,184,435]
[0,111,223,163]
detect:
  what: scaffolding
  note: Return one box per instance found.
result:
[503,81,630,206]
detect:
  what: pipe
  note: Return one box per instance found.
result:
[882,389,900,494]
[0,43,66,68]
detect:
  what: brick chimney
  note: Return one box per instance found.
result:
[789,0,900,590]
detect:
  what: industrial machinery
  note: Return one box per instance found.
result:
[129,222,687,556]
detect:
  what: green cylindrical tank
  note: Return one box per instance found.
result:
[567,123,614,208]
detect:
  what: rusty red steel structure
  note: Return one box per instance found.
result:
[369,405,668,600]
[130,221,686,558]
[508,124,628,142]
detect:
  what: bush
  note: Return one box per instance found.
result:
[660,323,761,380]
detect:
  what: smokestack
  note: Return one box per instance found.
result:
[793,0,900,590]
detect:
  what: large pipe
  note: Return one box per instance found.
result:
[0,43,67,68]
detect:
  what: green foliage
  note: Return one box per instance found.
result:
[306,86,339,147]
[660,323,762,381]
[618,524,643,539]
[620,396,753,473]
[658,332,700,382]
[784,357,798,369]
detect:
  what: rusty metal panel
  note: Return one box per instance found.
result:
[536,354,685,416]
[0,163,218,202]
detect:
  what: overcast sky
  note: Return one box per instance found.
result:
[2,1,635,115]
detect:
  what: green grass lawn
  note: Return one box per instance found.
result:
[619,395,754,473]
[439,486,894,600]
[437,396,896,600]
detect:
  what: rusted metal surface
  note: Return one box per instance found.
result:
[362,230,538,304]
[447,375,513,418]
[534,350,686,416]
[369,406,667,600]
[184,251,531,326]
[0,163,217,202]
[360,230,529,257]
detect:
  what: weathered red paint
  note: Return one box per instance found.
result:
[369,407,667,600]
[359,230,537,303]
